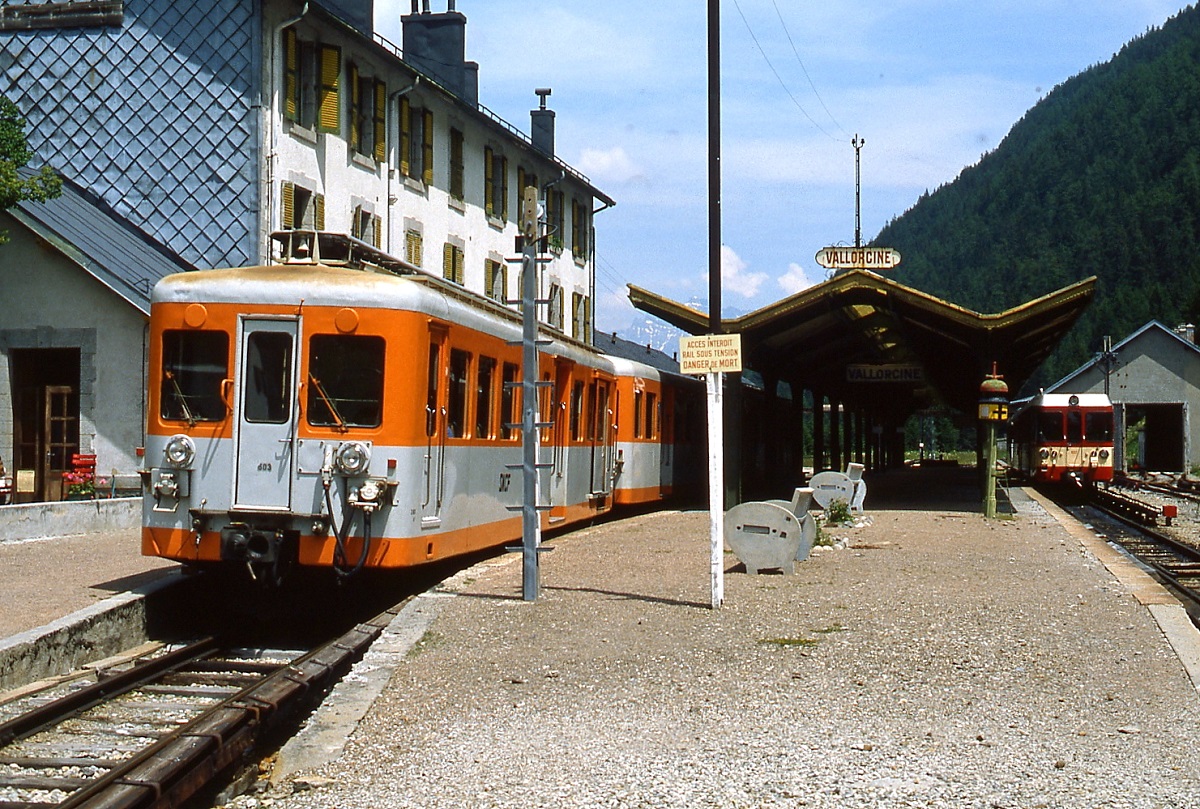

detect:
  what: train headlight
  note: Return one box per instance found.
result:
[1099,449,1110,460]
[335,441,371,475]
[1039,448,1050,460]
[163,434,196,469]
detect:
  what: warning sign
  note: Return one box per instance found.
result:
[680,334,742,375]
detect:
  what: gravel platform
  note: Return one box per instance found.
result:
[251,491,1200,809]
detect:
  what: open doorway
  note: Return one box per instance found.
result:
[10,348,81,502]
[1122,403,1185,473]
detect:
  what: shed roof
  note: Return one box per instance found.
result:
[629,270,1096,416]
[9,174,193,315]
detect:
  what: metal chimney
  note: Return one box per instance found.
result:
[531,88,555,156]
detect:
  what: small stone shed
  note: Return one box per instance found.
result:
[0,176,191,502]
[1047,321,1200,473]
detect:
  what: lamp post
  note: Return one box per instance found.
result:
[978,366,1009,519]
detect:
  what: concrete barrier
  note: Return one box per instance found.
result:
[0,497,140,544]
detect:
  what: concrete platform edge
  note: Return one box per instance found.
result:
[0,569,181,692]
[1024,486,1200,693]
[270,560,511,784]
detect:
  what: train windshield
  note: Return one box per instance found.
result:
[160,330,229,423]
[1037,411,1064,441]
[1086,411,1114,441]
[307,334,385,428]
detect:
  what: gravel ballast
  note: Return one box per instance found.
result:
[252,491,1200,809]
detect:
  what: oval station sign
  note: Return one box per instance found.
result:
[815,246,902,271]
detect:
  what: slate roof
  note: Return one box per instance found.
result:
[9,173,194,314]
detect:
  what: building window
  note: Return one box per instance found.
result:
[449,128,464,201]
[281,182,324,230]
[349,65,385,161]
[405,229,423,267]
[571,292,591,343]
[571,198,589,261]
[546,188,564,252]
[283,28,321,130]
[443,242,464,284]
[400,97,433,184]
[547,283,564,330]
[484,146,508,221]
[485,259,507,302]
[352,206,381,248]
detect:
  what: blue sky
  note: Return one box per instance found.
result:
[377,1,1196,333]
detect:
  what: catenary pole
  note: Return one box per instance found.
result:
[707,0,724,608]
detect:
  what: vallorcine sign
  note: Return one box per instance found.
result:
[815,246,901,271]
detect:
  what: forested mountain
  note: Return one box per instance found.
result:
[874,5,1200,388]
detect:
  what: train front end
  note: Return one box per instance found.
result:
[141,264,427,583]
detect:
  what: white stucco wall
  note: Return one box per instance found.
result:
[0,215,147,485]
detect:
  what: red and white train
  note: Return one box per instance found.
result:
[1008,392,1115,486]
[141,233,700,582]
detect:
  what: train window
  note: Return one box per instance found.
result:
[1066,410,1082,443]
[244,331,293,424]
[160,330,229,423]
[501,362,519,440]
[646,392,657,439]
[570,380,584,442]
[1086,411,1114,441]
[633,390,644,439]
[306,335,384,428]
[425,342,442,437]
[448,349,470,438]
[1038,411,1064,441]
[586,381,597,441]
[476,357,496,439]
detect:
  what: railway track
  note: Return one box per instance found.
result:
[1081,486,1200,612]
[0,602,407,808]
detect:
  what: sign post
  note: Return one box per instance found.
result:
[679,333,742,608]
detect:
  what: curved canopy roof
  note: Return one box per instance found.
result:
[629,270,1096,416]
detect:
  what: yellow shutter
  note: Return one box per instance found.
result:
[484,146,494,217]
[498,156,508,221]
[348,63,361,149]
[372,214,382,248]
[318,45,341,133]
[399,96,411,177]
[443,242,454,281]
[314,193,325,230]
[281,181,294,229]
[373,81,387,163]
[422,109,434,186]
[283,28,299,121]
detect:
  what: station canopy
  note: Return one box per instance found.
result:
[628,270,1096,418]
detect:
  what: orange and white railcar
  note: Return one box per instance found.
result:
[1008,392,1115,486]
[142,237,698,581]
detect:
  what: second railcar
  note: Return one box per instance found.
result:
[1009,392,1115,485]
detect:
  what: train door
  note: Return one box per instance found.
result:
[659,385,674,493]
[549,358,573,523]
[422,327,448,526]
[588,374,616,500]
[234,318,298,510]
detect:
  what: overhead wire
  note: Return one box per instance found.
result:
[730,0,846,143]
[768,0,851,140]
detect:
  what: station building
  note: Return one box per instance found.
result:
[0,0,610,501]
[1046,321,1200,474]
[631,269,1098,501]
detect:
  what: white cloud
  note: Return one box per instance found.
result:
[577,146,643,185]
[718,245,768,299]
[777,262,819,296]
